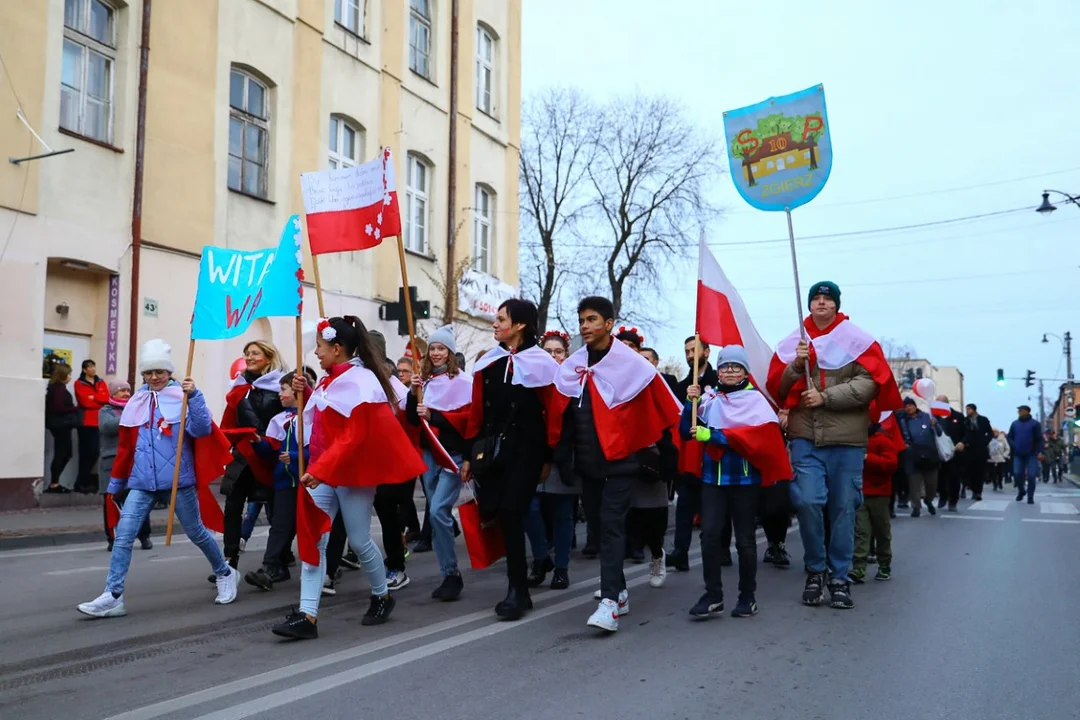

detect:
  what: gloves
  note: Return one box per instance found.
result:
[694,426,712,443]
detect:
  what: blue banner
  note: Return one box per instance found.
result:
[722,84,832,212]
[190,215,304,340]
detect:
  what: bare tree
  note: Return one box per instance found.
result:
[586,94,723,321]
[519,88,599,330]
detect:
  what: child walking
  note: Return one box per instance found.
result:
[851,417,900,583]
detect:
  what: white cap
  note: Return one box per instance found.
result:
[139,339,175,374]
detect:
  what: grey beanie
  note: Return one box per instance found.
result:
[717,345,750,372]
[426,325,457,355]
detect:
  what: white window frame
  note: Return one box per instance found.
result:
[404,153,431,255]
[329,116,362,170]
[473,185,494,274]
[409,0,433,80]
[334,0,365,37]
[475,26,495,116]
[61,0,116,144]
[228,69,270,198]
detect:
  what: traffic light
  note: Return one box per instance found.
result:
[1024,370,1035,388]
[996,369,1005,387]
[378,286,431,337]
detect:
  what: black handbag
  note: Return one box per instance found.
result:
[635,445,663,482]
[469,402,519,477]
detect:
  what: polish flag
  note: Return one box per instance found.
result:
[696,235,775,403]
[301,148,402,255]
[697,385,792,485]
[929,398,953,418]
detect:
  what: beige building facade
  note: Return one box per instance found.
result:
[889,357,965,411]
[0,0,522,509]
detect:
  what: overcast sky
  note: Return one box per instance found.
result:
[520,0,1080,429]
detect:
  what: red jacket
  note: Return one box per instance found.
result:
[864,425,899,497]
[74,377,110,428]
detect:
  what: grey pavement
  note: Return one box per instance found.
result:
[0,488,1078,720]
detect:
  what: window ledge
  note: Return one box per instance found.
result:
[410,69,439,88]
[477,108,500,123]
[58,127,123,153]
[334,22,371,44]
[228,188,276,205]
[405,248,436,262]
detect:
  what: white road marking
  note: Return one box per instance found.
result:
[44,566,110,576]
[967,500,1010,512]
[1039,502,1079,515]
[148,556,198,563]
[941,515,1003,521]
[1022,518,1080,525]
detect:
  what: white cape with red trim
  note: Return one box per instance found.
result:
[230,370,284,392]
[120,386,185,427]
[775,319,875,370]
[265,409,311,446]
[699,384,780,430]
[422,372,472,412]
[473,345,559,388]
[303,359,392,421]
[555,338,674,407]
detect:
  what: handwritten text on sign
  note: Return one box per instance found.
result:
[301,161,387,214]
[190,216,303,341]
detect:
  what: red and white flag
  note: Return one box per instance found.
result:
[696,234,775,402]
[698,385,792,485]
[301,148,402,255]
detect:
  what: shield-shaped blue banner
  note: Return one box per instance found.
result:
[723,84,832,212]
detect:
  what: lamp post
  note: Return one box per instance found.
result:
[1042,332,1074,453]
[1035,189,1080,215]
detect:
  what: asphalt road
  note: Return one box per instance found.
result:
[2,485,1079,720]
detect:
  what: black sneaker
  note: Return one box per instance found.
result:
[361,594,396,626]
[272,610,318,640]
[948,504,958,513]
[665,551,690,572]
[527,556,555,587]
[1027,498,1035,505]
[432,572,464,601]
[731,596,759,618]
[140,538,153,551]
[772,542,790,568]
[926,502,936,516]
[973,494,982,502]
[689,593,724,618]
[550,568,570,590]
[763,544,779,565]
[1016,492,1025,502]
[911,507,921,518]
[340,548,361,570]
[802,572,827,606]
[897,501,910,509]
[245,568,275,591]
[828,582,854,609]
[412,539,433,554]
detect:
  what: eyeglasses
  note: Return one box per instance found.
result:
[141,369,169,378]
[718,363,745,372]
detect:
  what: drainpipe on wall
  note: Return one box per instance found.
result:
[444,0,460,324]
[127,0,152,386]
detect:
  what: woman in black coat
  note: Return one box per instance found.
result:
[45,363,80,493]
[462,299,559,621]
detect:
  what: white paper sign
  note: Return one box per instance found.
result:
[458,269,516,322]
[301,157,389,214]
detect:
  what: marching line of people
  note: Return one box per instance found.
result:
[74,281,1068,635]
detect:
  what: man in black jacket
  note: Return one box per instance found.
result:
[667,336,720,571]
[962,403,993,501]
[937,396,966,511]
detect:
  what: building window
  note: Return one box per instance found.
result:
[475,26,495,115]
[409,0,432,79]
[473,185,494,274]
[228,69,269,198]
[329,116,362,169]
[404,154,431,254]
[334,0,365,37]
[61,0,116,143]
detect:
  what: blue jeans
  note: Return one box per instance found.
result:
[789,439,864,583]
[106,488,229,595]
[421,449,463,577]
[241,501,265,541]
[1013,454,1040,500]
[300,484,383,617]
[524,493,577,569]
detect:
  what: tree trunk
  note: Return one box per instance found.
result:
[743,156,756,186]
[808,140,818,170]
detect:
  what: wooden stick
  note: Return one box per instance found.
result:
[691,333,701,431]
[395,233,424,404]
[311,255,326,318]
[165,338,196,546]
[294,316,306,479]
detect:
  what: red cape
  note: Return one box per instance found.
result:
[109,424,231,533]
[220,384,276,487]
[548,374,681,461]
[766,314,902,412]
[703,423,790,487]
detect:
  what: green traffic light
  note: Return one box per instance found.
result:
[996,368,1005,387]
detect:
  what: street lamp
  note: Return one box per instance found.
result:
[1035,189,1080,215]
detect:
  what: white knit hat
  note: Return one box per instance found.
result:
[139,339,175,374]
[426,325,457,355]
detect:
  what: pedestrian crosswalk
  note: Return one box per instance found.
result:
[949,492,1080,523]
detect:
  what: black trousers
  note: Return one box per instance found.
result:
[374,482,410,572]
[325,511,347,578]
[582,478,602,548]
[672,473,701,555]
[965,457,987,496]
[262,486,297,572]
[942,460,963,506]
[76,427,100,491]
[590,473,636,601]
[397,478,422,535]
[50,428,73,485]
[701,483,760,600]
[104,489,150,542]
[761,509,790,546]
[222,469,262,566]
[494,465,541,590]
[629,506,667,559]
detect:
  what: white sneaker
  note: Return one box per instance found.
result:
[587,599,619,632]
[649,551,667,588]
[215,568,238,605]
[239,538,247,553]
[591,588,629,615]
[77,591,126,618]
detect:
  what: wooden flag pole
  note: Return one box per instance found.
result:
[311,255,326,318]
[294,316,306,478]
[691,333,702,431]
[165,338,196,546]
[394,234,424,403]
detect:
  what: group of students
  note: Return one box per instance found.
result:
[77,283,910,634]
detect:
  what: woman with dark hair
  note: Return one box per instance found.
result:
[463,299,559,620]
[45,363,79,493]
[273,316,425,639]
[74,359,110,493]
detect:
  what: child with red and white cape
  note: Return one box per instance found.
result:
[271,317,425,640]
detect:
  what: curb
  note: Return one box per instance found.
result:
[0,519,170,552]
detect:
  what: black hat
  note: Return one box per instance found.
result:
[1018,404,1031,412]
[903,397,917,406]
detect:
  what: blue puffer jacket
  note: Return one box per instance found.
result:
[106,382,212,494]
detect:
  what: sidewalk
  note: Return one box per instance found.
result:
[0,506,173,551]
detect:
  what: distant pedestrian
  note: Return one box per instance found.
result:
[988,430,1010,491]
[44,363,79,494]
[74,360,110,494]
[897,398,942,515]
[1042,431,1064,484]
[1008,405,1044,504]
[99,380,151,552]
[962,403,993,501]
[851,418,899,583]
[936,397,966,509]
